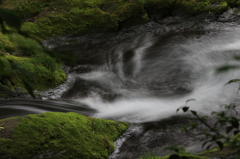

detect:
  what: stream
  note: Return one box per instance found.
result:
[1,9,240,158]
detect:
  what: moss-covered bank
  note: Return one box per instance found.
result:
[0,32,67,98]
[0,112,129,158]
[2,0,240,39]
[2,0,149,39]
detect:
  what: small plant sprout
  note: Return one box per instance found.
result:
[177,98,196,113]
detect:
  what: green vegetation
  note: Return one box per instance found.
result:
[0,32,66,96]
[1,0,149,38]
[140,99,240,159]
[176,100,240,156]
[1,0,239,39]
[1,0,240,157]
[0,112,129,158]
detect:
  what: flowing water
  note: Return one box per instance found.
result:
[2,12,240,158]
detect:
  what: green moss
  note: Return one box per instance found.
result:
[1,0,149,38]
[0,54,66,90]
[1,0,238,39]
[20,22,43,41]
[36,7,118,36]
[0,112,129,159]
[2,0,240,39]
[0,33,16,54]
[8,33,43,56]
[0,83,12,91]
[115,2,149,28]
[34,0,148,37]
[0,31,67,92]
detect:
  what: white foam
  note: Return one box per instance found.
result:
[74,27,240,123]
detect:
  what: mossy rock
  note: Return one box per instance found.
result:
[0,33,16,54]
[0,112,129,159]
[0,54,67,91]
[0,32,67,93]
[2,0,240,39]
[1,0,149,38]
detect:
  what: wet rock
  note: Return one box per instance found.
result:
[61,77,120,101]
[218,8,240,23]
[108,116,205,159]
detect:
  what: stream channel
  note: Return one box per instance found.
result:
[2,9,240,158]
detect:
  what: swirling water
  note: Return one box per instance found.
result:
[2,15,240,158]
[43,26,240,123]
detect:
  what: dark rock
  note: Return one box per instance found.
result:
[61,77,120,101]
[218,8,240,23]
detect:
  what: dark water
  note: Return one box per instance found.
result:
[2,9,240,158]
[0,99,96,119]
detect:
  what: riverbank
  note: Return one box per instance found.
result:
[2,0,240,39]
[1,0,240,158]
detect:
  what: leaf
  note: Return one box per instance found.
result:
[217,112,225,117]
[0,8,22,30]
[211,111,218,115]
[225,79,240,85]
[186,98,196,104]
[169,154,181,159]
[191,110,197,115]
[182,106,189,112]
[176,108,180,112]
[216,65,240,73]
[201,116,208,119]
[0,126,4,130]
[216,141,224,150]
